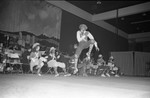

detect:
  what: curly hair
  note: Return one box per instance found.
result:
[79,24,88,30]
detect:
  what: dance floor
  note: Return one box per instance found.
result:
[0,74,150,98]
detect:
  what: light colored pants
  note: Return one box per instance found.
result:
[30,58,44,72]
[47,60,65,68]
[75,40,94,58]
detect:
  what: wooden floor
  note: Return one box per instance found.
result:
[0,74,150,98]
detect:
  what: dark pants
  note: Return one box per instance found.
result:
[78,63,87,75]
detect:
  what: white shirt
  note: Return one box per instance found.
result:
[76,30,98,48]
[76,30,94,42]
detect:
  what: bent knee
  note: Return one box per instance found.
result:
[90,39,95,44]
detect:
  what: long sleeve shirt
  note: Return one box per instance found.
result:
[76,30,98,48]
[76,30,94,42]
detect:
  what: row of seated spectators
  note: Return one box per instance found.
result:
[0,42,120,77]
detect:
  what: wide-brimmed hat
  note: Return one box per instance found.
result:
[79,24,88,30]
[110,56,114,59]
[50,47,56,51]
[32,43,40,48]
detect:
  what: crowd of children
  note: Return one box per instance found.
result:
[76,53,120,77]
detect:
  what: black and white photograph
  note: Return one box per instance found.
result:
[0,0,150,98]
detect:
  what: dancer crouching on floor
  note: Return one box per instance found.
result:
[74,24,99,74]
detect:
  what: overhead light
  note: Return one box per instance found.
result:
[142,13,146,16]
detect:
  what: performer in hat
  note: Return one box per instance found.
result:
[97,54,110,77]
[73,24,99,74]
[107,56,120,77]
[47,47,71,77]
[29,43,44,76]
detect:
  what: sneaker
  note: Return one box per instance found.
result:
[55,74,59,77]
[115,74,119,77]
[38,73,41,76]
[83,73,88,77]
[111,71,115,74]
[106,73,110,77]
[73,68,78,74]
[101,74,106,77]
[94,72,97,75]
[64,73,71,77]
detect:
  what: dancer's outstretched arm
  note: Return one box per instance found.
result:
[86,32,99,51]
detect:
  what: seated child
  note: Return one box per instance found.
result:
[107,56,119,77]
[97,54,110,77]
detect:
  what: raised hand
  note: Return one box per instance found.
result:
[96,47,99,51]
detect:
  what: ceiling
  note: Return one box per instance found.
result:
[67,1,147,14]
[66,1,150,35]
[106,11,150,34]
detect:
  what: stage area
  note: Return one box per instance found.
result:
[0,74,150,98]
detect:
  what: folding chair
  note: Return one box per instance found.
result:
[45,66,54,74]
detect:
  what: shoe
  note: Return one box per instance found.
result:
[101,74,106,77]
[115,74,119,77]
[106,73,110,77]
[55,74,59,77]
[73,68,78,74]
[38,73,41,76]
[83,73,88,77]
[111,71,115,74]
[64,74,71,77]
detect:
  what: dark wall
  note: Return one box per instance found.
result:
[129,41,150,52]
[60,10,128,60]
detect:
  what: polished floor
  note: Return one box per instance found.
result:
[0,74,150,98]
